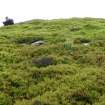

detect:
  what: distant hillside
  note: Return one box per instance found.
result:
[1,18,105,105]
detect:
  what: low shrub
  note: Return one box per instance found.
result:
[84,24,99,30]
[91,40,105,47]
[76,53,105,66]
[0,93,13,105]
[70,26,81,31]
[67,90,93,105]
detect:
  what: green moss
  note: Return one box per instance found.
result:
[0,18,105,105]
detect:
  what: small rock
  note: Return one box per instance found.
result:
[31,40,44,46]
[83,43,90,46]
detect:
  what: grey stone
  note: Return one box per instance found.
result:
[31,40,44,46]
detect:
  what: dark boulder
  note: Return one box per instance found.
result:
[32,56,55,67]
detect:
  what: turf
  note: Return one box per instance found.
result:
[0,17,105,105]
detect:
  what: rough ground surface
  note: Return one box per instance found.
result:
[0,18,105,105]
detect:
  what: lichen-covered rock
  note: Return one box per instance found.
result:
[32,56,55,67]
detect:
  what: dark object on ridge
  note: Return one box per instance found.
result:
[3,17,14,26]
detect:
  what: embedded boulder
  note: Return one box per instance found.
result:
[31,40,45,46]
[15,37,44,45]
[32,56,55,67]
[73,38,91,44]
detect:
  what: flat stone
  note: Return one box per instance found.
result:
[31,40,44,46]
[83,43,90,46]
